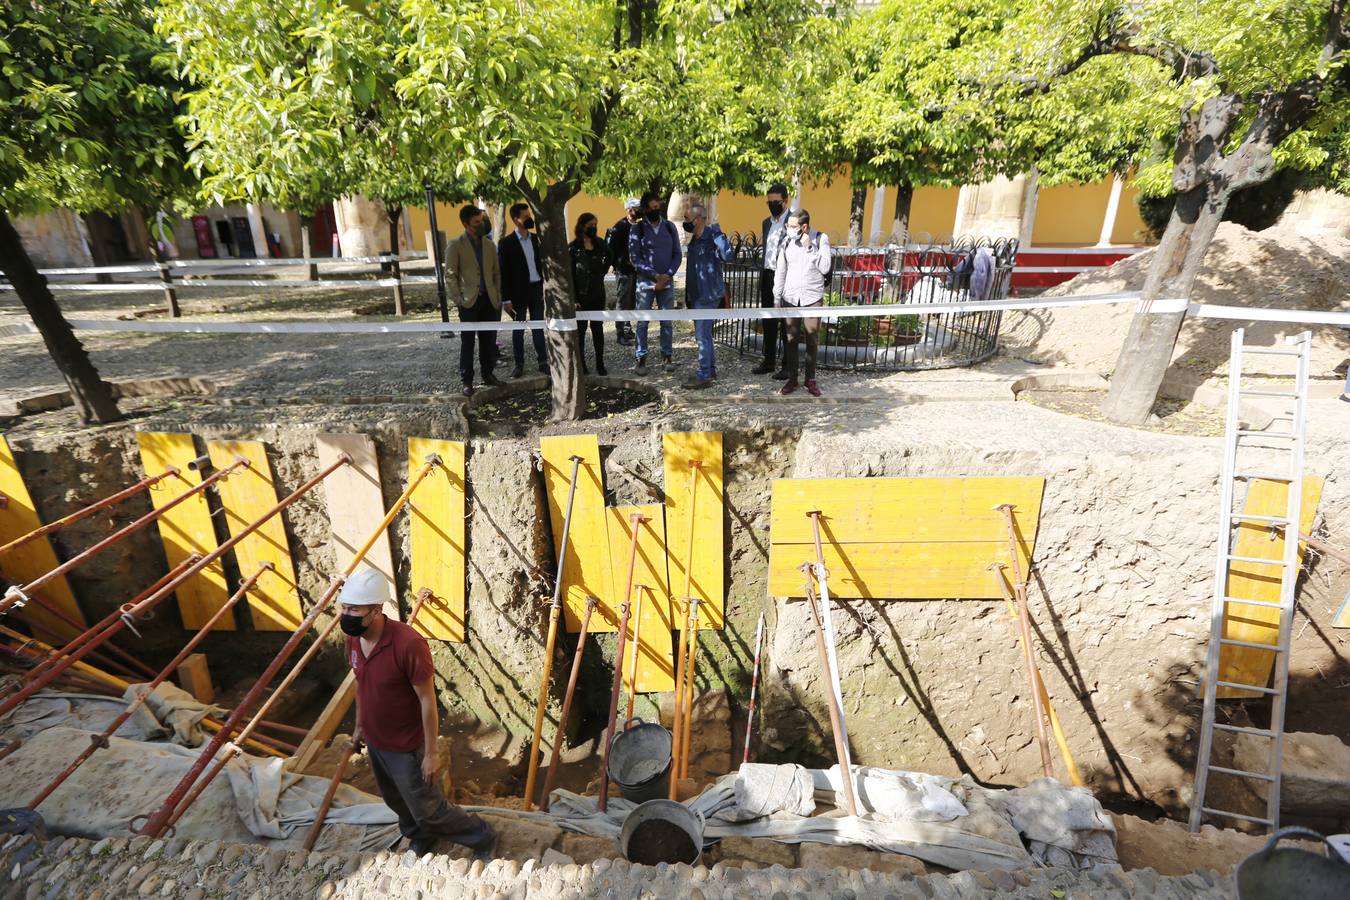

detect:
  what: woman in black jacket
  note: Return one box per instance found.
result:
[569,213,611,375]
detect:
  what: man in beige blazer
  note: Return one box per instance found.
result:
[444,205,506,396]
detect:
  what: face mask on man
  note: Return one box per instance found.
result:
[520,217,535,230]
[645,209,661,224]
[340,611,373,637]
[475,221,489,237]
[682,220,696,234]
[767,200,785,217]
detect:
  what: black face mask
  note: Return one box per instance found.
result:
[340,612,371,636]
[645,209,661,224]
[584,226,598,238]
[768,200,785,217]
[520,217,535,230]
[474,221,488,237]
[682,220,695,233]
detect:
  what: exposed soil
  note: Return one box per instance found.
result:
[466,386,657,438]
[1017,388,1227,435]
[626,818,699,865]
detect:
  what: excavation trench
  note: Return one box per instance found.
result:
[0,391,1347,871]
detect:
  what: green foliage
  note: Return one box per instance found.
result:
[1137,168,1309,238]
[0,0,192,215]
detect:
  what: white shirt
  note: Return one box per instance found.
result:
[763,210,791,271]
[517,229,541,284]
[773,228,832,307]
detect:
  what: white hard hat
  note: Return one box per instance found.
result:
[338,567,386,606]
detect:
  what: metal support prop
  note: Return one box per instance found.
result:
[669,460,701,792]
[624,586,646,725]
[524,454,584,810]
[136,456,434,837]
[539,596,598,811]
[801,563,858,817]
[989,562,1082,786]
[996,504,1053,778]
[7,580,155,681]
[0,467,181,558]
[597,512,644,813]
[678,598,702,782]
[26,564,272,810]
[302,740,356,852]
[742,612,765,766]
[806,511,853,777]
[0,459,249,617]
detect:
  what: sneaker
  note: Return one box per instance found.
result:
[751,360,776,375]
[410,838,436,857]
[617,330,635,346]
[482,374,505,387]
[779,379,798,396]
[662,355,675,374]
[471,824,498,863]
[681,377,713,390]
[1341,393,1350,403]
[634,357,648,376]
[596,361,608,377]
[805,379,822,397]
[773,368,789,380]
[510,366,524,379]
[461,384,473,397]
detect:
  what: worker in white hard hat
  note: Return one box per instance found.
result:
[340,567,495,859]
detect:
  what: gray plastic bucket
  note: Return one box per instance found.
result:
[619,799,705,866]
[606,718,672,804]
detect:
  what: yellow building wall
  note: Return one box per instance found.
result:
[568,192,627,238]
[405,201,460,252]
[1111,182,1151,245]
[715,190,768,239]
[910,186,960,241]
[1031,180,1113,246]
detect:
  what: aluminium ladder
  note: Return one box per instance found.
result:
[1188,327,1312,833]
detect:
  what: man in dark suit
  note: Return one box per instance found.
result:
[754,183,793,377]
[497,202,549,378]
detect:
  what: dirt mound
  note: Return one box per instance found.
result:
[1001,222,1350,387]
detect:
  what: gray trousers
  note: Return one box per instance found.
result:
[367,743,492,850]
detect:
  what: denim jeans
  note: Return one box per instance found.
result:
[689,294,719,380]
[635,280,675,360]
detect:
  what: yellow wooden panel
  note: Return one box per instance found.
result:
[1218,477,1323,698]
[407,437,466,642]
[607,504,675,694]
[769,541,1035,598]
[206,440,302,631]
[768,477,1043,599]
[0,434,85,643]
[770,477,1045,545]
[137,432,229,630]
[316,433,397,617]
[663,432,725,631]
[540,435,614,633]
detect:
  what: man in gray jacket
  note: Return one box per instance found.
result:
[773,209,831,397]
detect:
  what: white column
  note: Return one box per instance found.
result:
[1096,174,1125,246]
[868,185,887,244]
[1018,170,1039,247]
[245,203,268,258]
[951,184,975,237]
[708,192,719,225]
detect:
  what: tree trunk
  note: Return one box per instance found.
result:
[143,208,180,318]
[0,209,121,424]
[847,177,867,247]
[535,187,585,421]
[300,221,318,281]
[386,205,404,316]
[1100,182,1230,425]
[890,180,914,244]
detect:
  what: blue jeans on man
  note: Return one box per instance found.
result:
[689,293,719,381]
[635,280,675,361]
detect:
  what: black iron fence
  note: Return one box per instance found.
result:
[713,235,1018,371]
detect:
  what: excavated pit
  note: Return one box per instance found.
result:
[2,386,1348,878]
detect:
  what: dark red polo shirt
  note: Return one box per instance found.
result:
[348,618,434,753]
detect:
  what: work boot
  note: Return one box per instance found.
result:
[617,327,634,346]
[805,379,822,397]
[662,354,675,374]
[751,360,775,375]
[681,377,713,390]
[461,383,473,397]
[634,356,648,376]
[773,367,789,380]
[510,365,524,379]
[471,824,498,863]
[596,356,608,377]
[483,374,505,387]
[779,379,798,396]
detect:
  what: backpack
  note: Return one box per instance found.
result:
[946,249,976,291]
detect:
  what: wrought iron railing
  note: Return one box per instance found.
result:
[711,235,1018,371]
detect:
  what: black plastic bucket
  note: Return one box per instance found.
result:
[606,718,672,804]
[619,799,705,866]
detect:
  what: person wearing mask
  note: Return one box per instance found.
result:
[341,568,497,859]
[444,205,504,397]
[627,192,682,375]
[681,203,732,390]
[773,208,831,397]
[569,212,610,376]
[754,183,793,378]
[605,199,641,346]
[498,202,549,379]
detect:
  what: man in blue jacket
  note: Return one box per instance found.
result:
[628,192,682,375]
[681,203,733,389]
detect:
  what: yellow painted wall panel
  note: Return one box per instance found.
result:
[1031,181,1113,246]
[570,192,627,236]
[407,437,466,641]
[607,504,674,694]
[716,190,769,239]
[206,440,303,631]
[663,432,725,630]
[540,435,615,632]
[137,432,229,630]
[769,540,1035,599]
[909,186,960,241]
[1218,477,1323,697]
[1111,183,1152,245]
[0,435,85,642]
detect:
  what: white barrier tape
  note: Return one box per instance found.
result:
[546,318,577,332]
[34,253,426,276]
[1189,303,1350,326]
[1138,296,1190,314]
[59,318,548,334]
[2,278,405,293]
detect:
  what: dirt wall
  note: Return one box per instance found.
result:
[4,407,1346,816]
